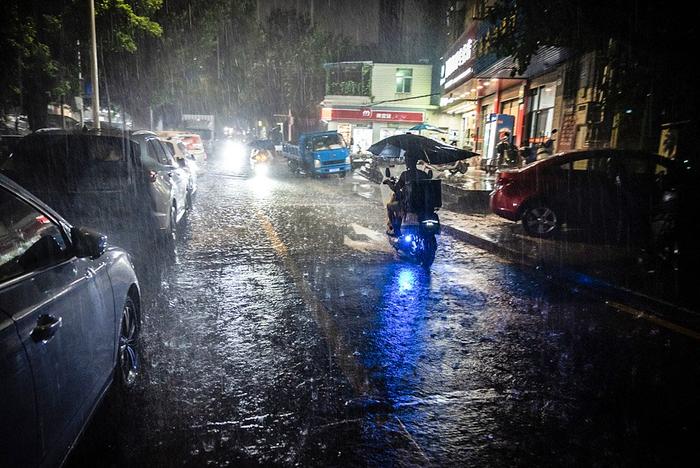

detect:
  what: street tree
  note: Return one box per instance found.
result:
[0,0,162,130]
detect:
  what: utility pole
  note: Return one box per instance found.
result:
[89,0,100,129]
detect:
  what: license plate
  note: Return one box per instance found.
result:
[329,168,339,172]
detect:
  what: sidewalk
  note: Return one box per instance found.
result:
[352,168,698,318]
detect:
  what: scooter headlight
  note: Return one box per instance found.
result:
[403,234,414,242]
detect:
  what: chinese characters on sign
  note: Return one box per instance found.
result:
[441,38,473,84]
[321,107,424,123]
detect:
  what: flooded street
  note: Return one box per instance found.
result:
[67,152,700,467]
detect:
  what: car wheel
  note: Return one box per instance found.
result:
[167,203,177,243]
[118,295,140,388]
[522,202,559,238]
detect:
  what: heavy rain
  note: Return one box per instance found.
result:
[0,1,698,467]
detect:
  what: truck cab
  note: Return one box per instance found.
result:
[283,131,351,177]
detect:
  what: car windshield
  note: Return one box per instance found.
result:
[311,134,345,151]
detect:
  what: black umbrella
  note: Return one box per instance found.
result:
[368,134,477,165]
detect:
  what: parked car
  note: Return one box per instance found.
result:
[161,137,197,205]
[489,149,680,238]
[177,133,207,163]
[2,129,189,245]
[0,172,141,467]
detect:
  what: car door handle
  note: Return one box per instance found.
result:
[31,314,62,343]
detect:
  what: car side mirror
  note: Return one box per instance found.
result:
[385,168,391,177]
[71,227,107,259]
[177,158,187,168]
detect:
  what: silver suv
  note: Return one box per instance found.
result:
[131,131,189,242]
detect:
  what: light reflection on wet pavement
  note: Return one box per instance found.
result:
[68,152,700,467]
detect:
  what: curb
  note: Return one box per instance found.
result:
[442,220,699,326]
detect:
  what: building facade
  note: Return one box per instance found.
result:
[439,0,637,167]
[439,0,572,169]
[321,62,459,151]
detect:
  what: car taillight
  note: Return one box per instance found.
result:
[148,170,158,182]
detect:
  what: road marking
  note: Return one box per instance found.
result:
[395,416,431,464]
[256,210,373,395]
[343,235,370,253]
[256,209,432,463]
[349,223,386,242]
[343,223,393,253]
[606,301,700,341]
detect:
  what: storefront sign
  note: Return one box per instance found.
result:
[441,38,473,85]
[321,107,424,123]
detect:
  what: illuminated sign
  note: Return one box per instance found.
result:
[321,107,424,123]
[441,39,473,85]
[444,68,473,89]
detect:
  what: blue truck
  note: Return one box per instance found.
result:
[282,131,352,177]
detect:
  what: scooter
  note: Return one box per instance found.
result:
[382,167,441,268]
[250,147,273,176]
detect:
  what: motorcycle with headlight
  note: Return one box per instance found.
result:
[249,147,273,176]
[382,167,441,268]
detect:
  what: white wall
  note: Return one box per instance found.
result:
[371,63,432,107]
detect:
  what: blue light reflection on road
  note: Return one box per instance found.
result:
[367,264,432,401]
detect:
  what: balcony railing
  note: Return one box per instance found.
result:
[326,80,371,96]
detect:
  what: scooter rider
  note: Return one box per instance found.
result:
[384,156,429,236]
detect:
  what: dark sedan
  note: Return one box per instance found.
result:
[0,174,141,467]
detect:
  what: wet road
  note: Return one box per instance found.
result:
[68,151,700,467]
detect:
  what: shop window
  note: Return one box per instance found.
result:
[527,84,556,142]
[395,68,413,94]
[500,99,518,121]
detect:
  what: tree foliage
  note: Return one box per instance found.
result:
[2,0,360,131]
[0,0,162,129]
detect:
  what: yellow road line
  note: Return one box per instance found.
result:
[606,301,700,341]
[257,210,372,395]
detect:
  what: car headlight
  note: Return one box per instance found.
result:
[345,156,351,164]
[314,159,321,168]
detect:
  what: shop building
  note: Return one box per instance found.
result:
[320,62,460,151]
[439,1,569,168]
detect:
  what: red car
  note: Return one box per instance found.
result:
[489,149,678,238]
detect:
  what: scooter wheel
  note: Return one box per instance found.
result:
[419,234,437,268]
